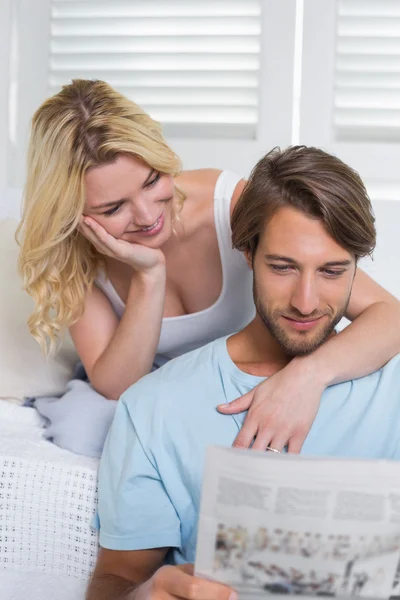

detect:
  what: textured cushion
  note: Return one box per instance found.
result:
[0,401,98,600]
[0,218,78,402]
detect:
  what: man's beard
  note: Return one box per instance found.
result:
[253,282,351,358]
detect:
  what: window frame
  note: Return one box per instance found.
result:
[299,0,400,192]
[1,0,298,186]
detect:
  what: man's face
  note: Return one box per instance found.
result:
[249,206,356,357]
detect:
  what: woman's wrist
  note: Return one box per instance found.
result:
[128,263,166,298]
[290,352,333,389]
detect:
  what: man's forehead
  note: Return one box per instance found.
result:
[260,207,354,264]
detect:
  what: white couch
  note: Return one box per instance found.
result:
[1,189,400,600]
[0,193,99,600]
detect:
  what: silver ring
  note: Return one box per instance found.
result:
[266,446,281,454]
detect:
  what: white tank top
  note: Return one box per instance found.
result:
[95,171,255,366]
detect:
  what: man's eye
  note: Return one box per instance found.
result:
[103,204,121,216]
[270,265,291,273]
[323,269,345,277]
[146,172,161,187]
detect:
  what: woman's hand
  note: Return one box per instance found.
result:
[80,216,165,272]
[217,356,326,453]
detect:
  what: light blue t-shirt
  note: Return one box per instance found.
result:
[96,336,400,564]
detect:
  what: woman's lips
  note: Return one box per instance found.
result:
[127,212,164,237]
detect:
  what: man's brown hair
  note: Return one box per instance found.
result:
[231,145,376,260]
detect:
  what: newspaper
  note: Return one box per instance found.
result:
[195,447,400,600]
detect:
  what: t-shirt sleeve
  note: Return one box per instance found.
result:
[95,395,181,551]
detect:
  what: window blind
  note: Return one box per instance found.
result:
[334,0,400,142]
[49,0,261,138]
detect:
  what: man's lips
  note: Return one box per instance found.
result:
[281,315,326,331]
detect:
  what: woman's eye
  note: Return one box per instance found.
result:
[146,172,161,187]
[103,204,121,217]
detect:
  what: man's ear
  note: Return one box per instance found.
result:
[244,249,253,270]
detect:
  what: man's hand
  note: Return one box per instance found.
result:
[135,564,237,600]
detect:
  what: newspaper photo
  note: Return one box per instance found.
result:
[195,447,400,600]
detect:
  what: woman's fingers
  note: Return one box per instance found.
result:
[250,428,288,452]
[287,434,306,454]
[82,218,121,253]
[250,429,273,451]
[217,390,253,414]
[79,218,125,259]
[79,223,113,256]
[232,417,258,449]
[267,433,289,453]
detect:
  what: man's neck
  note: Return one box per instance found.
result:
[227,318,290,377]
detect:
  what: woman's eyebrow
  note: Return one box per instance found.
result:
[91,198,125,210]
[90,168,156,210]
[142,168,155,187]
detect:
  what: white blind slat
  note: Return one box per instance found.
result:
[51,36,260,54]
[335,0,400,142]
[50,55,259,71]
[338,17,400,37]
[51,18,261,37]
[131,106,257,124]
[339,0,400,17]
[48,0,261,138]
[336,90,400,109]
[337,37,400,54]
[52,0,260,19]
[49,71,259,88]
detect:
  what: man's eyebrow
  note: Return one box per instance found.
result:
[323,260,352,267]
[90,168,156,211]
[265,254,297,264]
[265,254,352,268]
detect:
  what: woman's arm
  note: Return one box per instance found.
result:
[312,267,400,385]
[70,218,166,400]
[219,268,400,452]
[70,267,165,400]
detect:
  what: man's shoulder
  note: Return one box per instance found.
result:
[121,338,225,414]
[367,352,400,385]
[325,352,400,414]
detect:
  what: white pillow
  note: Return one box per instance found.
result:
[0,219,78,403]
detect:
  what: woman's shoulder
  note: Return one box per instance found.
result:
[175,168,222,203]
[175,168,246,216]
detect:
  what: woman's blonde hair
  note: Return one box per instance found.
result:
[17,79,183,354]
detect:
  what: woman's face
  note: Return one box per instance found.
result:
[84,154,175,248]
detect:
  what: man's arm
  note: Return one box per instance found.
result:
[86,547,236,600]
[86,547,167,600]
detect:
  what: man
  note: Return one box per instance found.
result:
[86,146,400,600]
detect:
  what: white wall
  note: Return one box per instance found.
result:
[0,0,12,187]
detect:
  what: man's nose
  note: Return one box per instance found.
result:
[290,276,319,316]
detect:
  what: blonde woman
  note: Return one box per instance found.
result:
[18,79,400,453]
